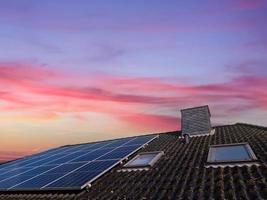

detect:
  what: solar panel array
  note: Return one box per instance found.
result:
[0,135,157,191]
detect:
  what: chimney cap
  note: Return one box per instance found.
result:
[181,105,211,117]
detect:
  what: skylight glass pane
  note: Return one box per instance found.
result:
[210,145,252,162]
[125,152,163,168]
[129,154,156,166]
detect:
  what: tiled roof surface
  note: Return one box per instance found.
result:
[0,123,266,200]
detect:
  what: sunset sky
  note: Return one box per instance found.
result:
[0,0,267,161]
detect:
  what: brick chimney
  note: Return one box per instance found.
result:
[181,105,211,136]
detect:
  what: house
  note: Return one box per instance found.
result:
[0,105,266,200]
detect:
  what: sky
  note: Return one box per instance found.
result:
[0,0,267,161]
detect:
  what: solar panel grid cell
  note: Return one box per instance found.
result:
[24,153,69,167]
[70,148,114,163]
[116,144,142,152]
[0,175,33,189]
[76,160,119,172]
[77,143,100,151]
[0,155,46,170]
[44,163,86,174]
[11,174,65,190]
[44,151,89,165]
[44,171,101,189]
[7,161,38,168]
[0,167,33,179]
[18,165,58,176]
[0,173,21,181]
[80,142,109,150]
[98,150,133,160]
[0,169,11,175]
[97,144,143,160]
[102,138,132,148]
[125,136,153,146]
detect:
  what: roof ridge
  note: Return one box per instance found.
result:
[62,130,181,148]
[61,132,158,148]
[235,122,267,130]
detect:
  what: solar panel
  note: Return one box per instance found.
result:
[0,134,157,191]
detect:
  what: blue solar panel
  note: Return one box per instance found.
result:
[115,145,143,152]
[0,175,33,189]
[11,174,65,190]
[44,151,89,165]
[98,145,141,160]
[125,136,154,146]
[103,138,133,148]
[70,148,114,163]
[0,134,157,191]
[19,165,58,176]
[76,160,119,172]
[98,150,132,160]
[0,157,41,169]
[24,153,69,167]
[0,168,11,175]
[0,167,33,180]
[45,171,101,189]
[73,145,95,151]
[44,163,86,174]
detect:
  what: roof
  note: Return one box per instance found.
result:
[0,123,266,200]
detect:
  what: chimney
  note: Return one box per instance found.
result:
[181,105,211,136]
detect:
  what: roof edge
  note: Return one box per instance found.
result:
[235,122,267,131]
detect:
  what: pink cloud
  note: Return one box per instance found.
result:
[120,113,180,132]
[0,61,58,82]
[242,40,267,54]
[0,60,267,130]
[236,0,266,10]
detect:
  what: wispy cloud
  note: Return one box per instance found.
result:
[0,61,59,82]
[235,0,266,10]
[227,60,267,76]
[242,40,267,53]
[88,43,126,62]
[1,60,267,126]
[120,113,180,132]
[2,0,264,34]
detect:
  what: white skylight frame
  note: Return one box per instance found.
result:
[124,151,164,168]
[207,143,257,164]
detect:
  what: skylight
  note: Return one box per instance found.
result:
[207,143,257,163]
[124,151,164,168]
